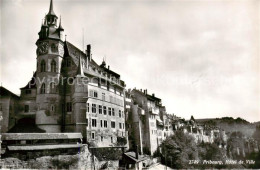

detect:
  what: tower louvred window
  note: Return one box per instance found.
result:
[40,60,46,72]
[51,60,56,72]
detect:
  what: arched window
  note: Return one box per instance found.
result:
[40,60,46,72]
[50,82,57,93]
[51,60,56,72]
[40,83,45,94]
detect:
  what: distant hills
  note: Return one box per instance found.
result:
[195,117,259,137]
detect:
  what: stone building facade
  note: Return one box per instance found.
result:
[0,87,20,133]
[0,0,127,147]
[127,89,173,155]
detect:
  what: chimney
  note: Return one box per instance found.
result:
[108,65,110,70]
[144,89,147,95]
[86,44,91,58]
[152,93,155,97]
[135,145,139,159]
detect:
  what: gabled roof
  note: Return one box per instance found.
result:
[0,86,19,98]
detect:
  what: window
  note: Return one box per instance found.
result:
[40,83,45,94]
[111,121,115,128]
[101,136,103,142]
[111,137,113,143]
[91,132,95,139]
[100,120,103,128]
[112,108,115,116]
[25,90,31,94]
[87,103,89,112]
[94,91,98,98]
[99,105,102,114]
[51,60,56,72]
[123,123,124,129]
[40,60,46,72]
[50,82,56,93]
[51,105,55,111]
[103,106,107,115]
[86,118,88,127]
[92,119,97,127]
[102,93,105,101]
[104,120,107,128]
[108,107,112,116]
[92,104,96,113]
[67,102,72,112]
[119,123,122,129]
[89,90,93,97]
[119,110,121,118]
[51,43,57,52]
[24,105,29,112]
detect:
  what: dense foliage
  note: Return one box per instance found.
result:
[159,131,198,168]
[157,130,260,169]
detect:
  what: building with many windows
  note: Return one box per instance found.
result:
[128,89,173,155]
[0,0,127,147]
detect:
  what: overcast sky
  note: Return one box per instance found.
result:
[1,0,259,122]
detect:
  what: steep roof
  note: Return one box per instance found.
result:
[65,41,86,67]
[47,0,57,17]
[0,86,19,98]
[65,41,123,80]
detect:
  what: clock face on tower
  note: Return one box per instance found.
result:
[37,42,49,55]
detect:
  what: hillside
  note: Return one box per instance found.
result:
[196,117,258,137]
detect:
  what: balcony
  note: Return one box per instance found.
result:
[148,107,159,115]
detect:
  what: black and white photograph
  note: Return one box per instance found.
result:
[0,0,259,169]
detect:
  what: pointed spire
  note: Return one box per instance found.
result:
[48,0,56,16]
[58,15,64,31]
[101,56,106,67]
[43,14,48,27]
[76,56,85,77]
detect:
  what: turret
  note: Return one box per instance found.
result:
[57,16,64,41]
[46,0,58,27]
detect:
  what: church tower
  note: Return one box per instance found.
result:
[35,0,65,132]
